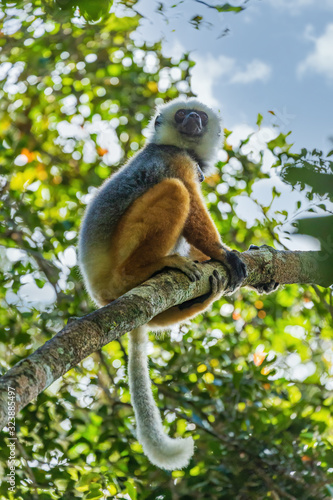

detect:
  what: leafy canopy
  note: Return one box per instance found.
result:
[0,2,333,499]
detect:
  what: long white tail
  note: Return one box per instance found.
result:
[128,326,194,470]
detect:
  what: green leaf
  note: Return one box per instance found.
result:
[125,481,137,500]
[256,113,263,127]
[215,3,244,13]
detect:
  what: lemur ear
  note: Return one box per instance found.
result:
[154,114,162,128]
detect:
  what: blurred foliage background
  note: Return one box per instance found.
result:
[0,1,332,499]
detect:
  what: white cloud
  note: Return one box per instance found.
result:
[191,55,234,107]
[228,124,277,171]
[298,24,333,81]
[230,59,271,84]
[191,55,272,106]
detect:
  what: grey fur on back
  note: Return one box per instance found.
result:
[79,144,192,262]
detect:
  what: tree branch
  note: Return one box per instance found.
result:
[0,246,330,429]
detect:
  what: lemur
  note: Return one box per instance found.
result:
[78,98,247,470]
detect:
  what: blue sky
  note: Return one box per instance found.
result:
[135,0,333,153]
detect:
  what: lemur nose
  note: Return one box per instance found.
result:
[188,112,200,120]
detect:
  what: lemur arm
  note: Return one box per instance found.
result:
[180,174,246,291]
[182,178,226,259]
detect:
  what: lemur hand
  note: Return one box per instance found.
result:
[248,245,279,293]
[215,249,247,294]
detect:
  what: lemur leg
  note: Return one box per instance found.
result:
[181,179,247,292]
[96,178,201,305]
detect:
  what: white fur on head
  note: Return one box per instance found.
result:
[147,97,223,167]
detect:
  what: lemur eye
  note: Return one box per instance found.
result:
[175,109,186,123]
[199,111,208,126]
[155,114,162,128]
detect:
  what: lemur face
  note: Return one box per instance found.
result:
[174,108,208,136]
[155,108,209,138]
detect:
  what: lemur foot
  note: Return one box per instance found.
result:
[209,269,224,296]
[217,249,247,294]
[171,256,201,282]
[178,269,224,310]
[248,245,279,294]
